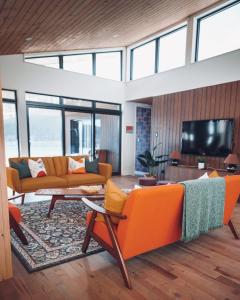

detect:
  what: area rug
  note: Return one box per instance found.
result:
[11,200,103,272]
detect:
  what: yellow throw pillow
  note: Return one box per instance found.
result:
[68,157,86,174]
[209,170,220,178]
[97,180,128,224]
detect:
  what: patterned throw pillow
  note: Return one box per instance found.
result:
[9,160,31,179]
[28,158,47,178]
[68,157,86,174]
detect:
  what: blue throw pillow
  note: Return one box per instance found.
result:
[9,160,31,179]
[85,158,99,174]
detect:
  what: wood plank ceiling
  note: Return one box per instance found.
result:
[0,0,221,55]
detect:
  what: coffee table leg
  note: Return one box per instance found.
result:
[47,195,58,218]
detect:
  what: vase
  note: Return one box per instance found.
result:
[198,162,205,170]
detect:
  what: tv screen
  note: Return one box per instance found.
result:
[181,119,234,157]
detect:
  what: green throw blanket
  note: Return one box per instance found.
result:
[181,177,225,242]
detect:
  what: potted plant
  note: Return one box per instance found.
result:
[197,154,207,170]
[137,144,169,178]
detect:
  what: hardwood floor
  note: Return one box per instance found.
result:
[1,176,240,299]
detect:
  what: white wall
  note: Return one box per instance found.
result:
[125,49,240,101]
[0,55,125,102]
[0,54,126,162]
[1,48,240,176]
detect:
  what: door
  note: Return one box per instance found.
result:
[95,113,121,174]
[65,111,93,156]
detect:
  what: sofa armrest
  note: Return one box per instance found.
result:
[98,163,112,180]
[82,198,126,219]
[6,167,21,193]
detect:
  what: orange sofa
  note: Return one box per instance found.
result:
[82,175,240,288]
[6,156,112,196]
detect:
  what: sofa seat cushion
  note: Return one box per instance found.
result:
[62,173,106,187]
[21,176,67,192]
[8,203,21,223]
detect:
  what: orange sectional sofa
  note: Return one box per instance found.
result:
[6,156,112,194]
[82,175,240,288]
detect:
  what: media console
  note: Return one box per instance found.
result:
[165,165,230,182]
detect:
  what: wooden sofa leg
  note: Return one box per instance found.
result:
[21,194,25,205]
[228,220,240,240]
[104,215,132,289]
[82,211,97,253]
[9,213,28,245]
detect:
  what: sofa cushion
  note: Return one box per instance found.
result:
[62,173,106,187]
[9,157,56,176]
[8,203,21,224]
[53,156,88,176]
[21,176,67,192]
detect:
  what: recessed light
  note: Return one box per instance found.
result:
[25,37,32,42]
[113,34,119,38]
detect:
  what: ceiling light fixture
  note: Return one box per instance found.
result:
[113,34,119,38]
[25,37,32,42]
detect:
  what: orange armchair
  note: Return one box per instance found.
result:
[8,194,28,245]
[82,176,240,289]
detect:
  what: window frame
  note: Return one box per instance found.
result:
[25,50,123,81]
[25,55,61,68]
[95,50,123,81]
[130,24,187,80]
[62,52,94,75]
[26,91,122,175]
[195,0,240,62]
[157,25,187,73]
[2,89,20,157]
[130,39,158,80]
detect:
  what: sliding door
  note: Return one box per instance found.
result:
[65,111,92,155]
[95,114,121,174]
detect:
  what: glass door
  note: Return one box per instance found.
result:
[95,113,121,174]
[65,111,93,156]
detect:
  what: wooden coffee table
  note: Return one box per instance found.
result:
[36,187,105,218]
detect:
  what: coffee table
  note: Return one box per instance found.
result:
[36,187,105,218]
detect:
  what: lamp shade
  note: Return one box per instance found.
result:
[224,154,240,165]
[170,150,181,160]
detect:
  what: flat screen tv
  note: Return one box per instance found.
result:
[181,119,234,157]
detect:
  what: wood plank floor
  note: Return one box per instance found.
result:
[1,176,240,299]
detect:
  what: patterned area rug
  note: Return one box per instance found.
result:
[11,200,103,272]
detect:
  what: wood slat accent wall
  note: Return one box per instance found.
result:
[0,80,13,281]
[151,80,240,173]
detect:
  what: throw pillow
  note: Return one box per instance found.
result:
[209,170,220,178]
[97,179,128,224]
[85,158,99,173]
[198,172,209,179]
[9,160,31,179]
[68,157,86,174]
[28,158,47,178]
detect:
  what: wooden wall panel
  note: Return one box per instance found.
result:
[151,80,240,173]
[0,81,13,281]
